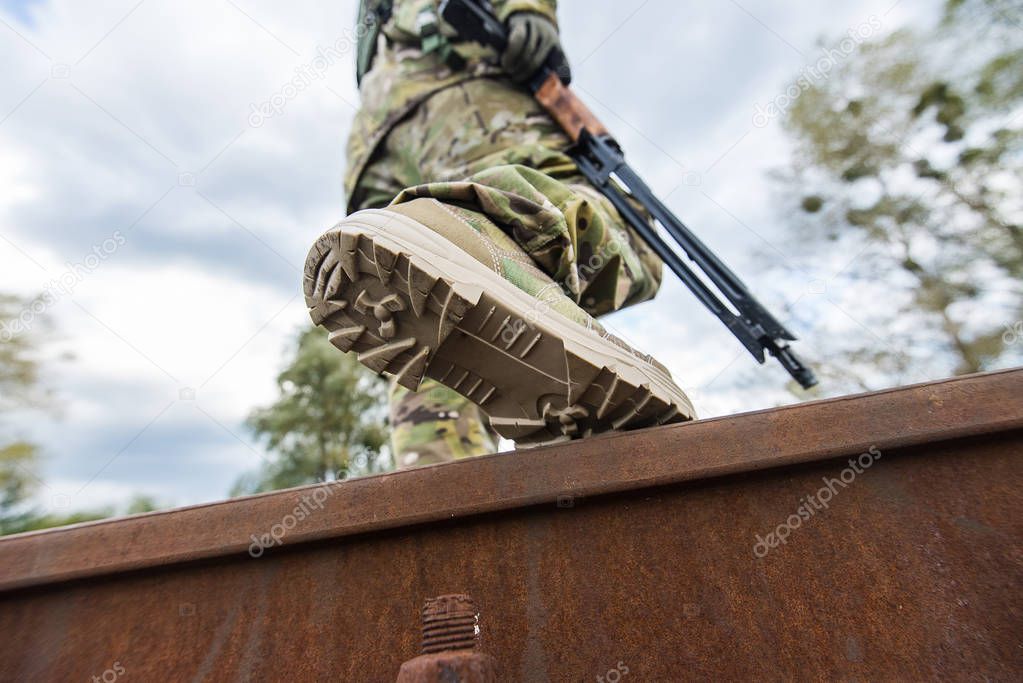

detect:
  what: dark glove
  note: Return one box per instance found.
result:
[500,13,571,83]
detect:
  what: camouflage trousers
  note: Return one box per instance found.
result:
[348,77,662,468]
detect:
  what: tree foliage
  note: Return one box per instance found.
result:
[0,293,50,413]
[3,495,160,535]
[0,294,160,535]
[0,294,48,534]
[772,0,1022,391]
[232,326,391,495]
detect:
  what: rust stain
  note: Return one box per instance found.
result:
[0,371,1019,680]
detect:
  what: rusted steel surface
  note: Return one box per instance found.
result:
[1,368,1020,594]
[0,369,1021,680]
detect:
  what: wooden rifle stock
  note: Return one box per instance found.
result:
[533,72,607,142]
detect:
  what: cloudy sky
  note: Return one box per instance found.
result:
[0,0,940,514]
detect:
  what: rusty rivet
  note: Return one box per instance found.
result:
[421,594,478,654]
[396,595,496,683]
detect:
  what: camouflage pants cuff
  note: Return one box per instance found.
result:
[389,378,499,469]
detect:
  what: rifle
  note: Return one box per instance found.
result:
[438,0,818,389]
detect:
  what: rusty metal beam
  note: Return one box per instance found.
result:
[0,369,1021,680]
[0,368,1020,593]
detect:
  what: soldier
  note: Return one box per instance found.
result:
[303,0,694,469]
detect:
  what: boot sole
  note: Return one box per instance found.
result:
[303,209,694,445]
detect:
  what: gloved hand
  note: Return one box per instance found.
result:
[501,13,571,83]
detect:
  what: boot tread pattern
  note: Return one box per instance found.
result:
[304,227,690,446]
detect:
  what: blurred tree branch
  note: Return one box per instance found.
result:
[232,326,391,495]
[768,0,1022,393]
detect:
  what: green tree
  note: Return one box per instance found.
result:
[0,442,44,534]
[771,0,1022,391]
[0,293,51,412]
[232,326,391,495]
[1,294,162,535]
[5,495,161,534]
[0,294,50,534]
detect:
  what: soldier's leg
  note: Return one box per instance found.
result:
[304,193,693,444]
[361,80,664,457]
[388,380,497,469]
[352,124,498,469]
[392,165,663,318]
[311,79,690,447]
[387,78,663,318]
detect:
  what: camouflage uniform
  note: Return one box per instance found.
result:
[348,0,663,467]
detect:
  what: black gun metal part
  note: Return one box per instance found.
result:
[439,0,818,389]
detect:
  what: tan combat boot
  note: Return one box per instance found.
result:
[304,198,694,445]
